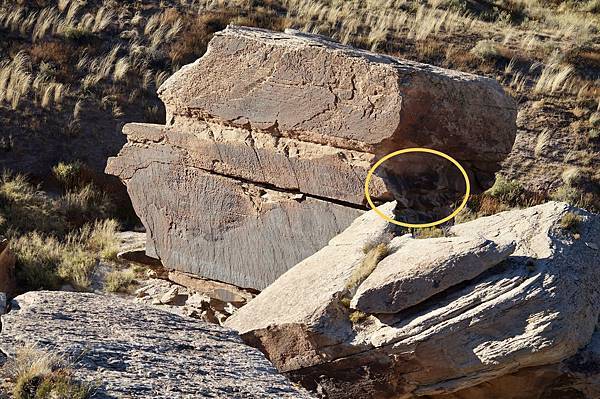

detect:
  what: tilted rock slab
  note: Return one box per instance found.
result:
[0,291,314,399]
[351,236,516,314]
[106,26,516,290]
[226,202,600,398]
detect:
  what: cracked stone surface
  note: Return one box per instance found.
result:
[0,291,314,399]
[106,26,516,290]
[226,202,600,398]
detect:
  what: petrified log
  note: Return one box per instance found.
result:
[106,26,516,290]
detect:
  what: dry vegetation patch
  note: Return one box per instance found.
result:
[0,346,94,399]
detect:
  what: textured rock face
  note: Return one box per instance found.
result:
[0,291,314,399]
[106,26,516,290]
[226,202,600,398]
[351,237,516,314]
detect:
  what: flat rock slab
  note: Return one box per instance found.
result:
[351,237,516,314]
[0,291,313,399]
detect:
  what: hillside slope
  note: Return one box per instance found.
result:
[0,0,598,209]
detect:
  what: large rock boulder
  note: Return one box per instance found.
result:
[0,291,314,398]
[106,26,516,290]
[225,202,600,398]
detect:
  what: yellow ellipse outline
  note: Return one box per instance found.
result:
[364,148,471,228]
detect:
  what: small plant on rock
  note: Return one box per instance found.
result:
[559,212,582,233]
[348,242,390,293]
[413,227,447,239]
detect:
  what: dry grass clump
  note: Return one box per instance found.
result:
[0,171,113,236]
[413,227,447,239]
[12,218,119,291]
[0,171,61,235]
[559,211,582,233]
[52,161,83,189]
[104,269,136,293]
[346,241,390,293]
[470,40,513,62]
[349,310,368,324]
[0,169,120,291]
[1,346,93,399]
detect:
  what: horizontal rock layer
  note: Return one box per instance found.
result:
[107,26,516,290]
[226,202,600,398]
[0,291,313,398]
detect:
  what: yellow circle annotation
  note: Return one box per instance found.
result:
[364,148,471,228]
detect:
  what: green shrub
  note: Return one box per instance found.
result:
[486,175,524,205]
[62,28,95,44]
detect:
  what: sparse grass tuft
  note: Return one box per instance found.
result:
[2,346,93,399]
[559,212,582,232]
[104,269,136,293]
[347,242,389,293]
[550,185,590,208]
[413,227,447,239]
[349,310,368,324]
[52,161,83,189]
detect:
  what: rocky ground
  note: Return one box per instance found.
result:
[0,291,312,398]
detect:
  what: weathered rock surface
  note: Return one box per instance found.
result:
[226,202,600,398]
[351,237,516,314]
[0,291,314,398]
[134,277,253,325]
[106,26,516,290]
